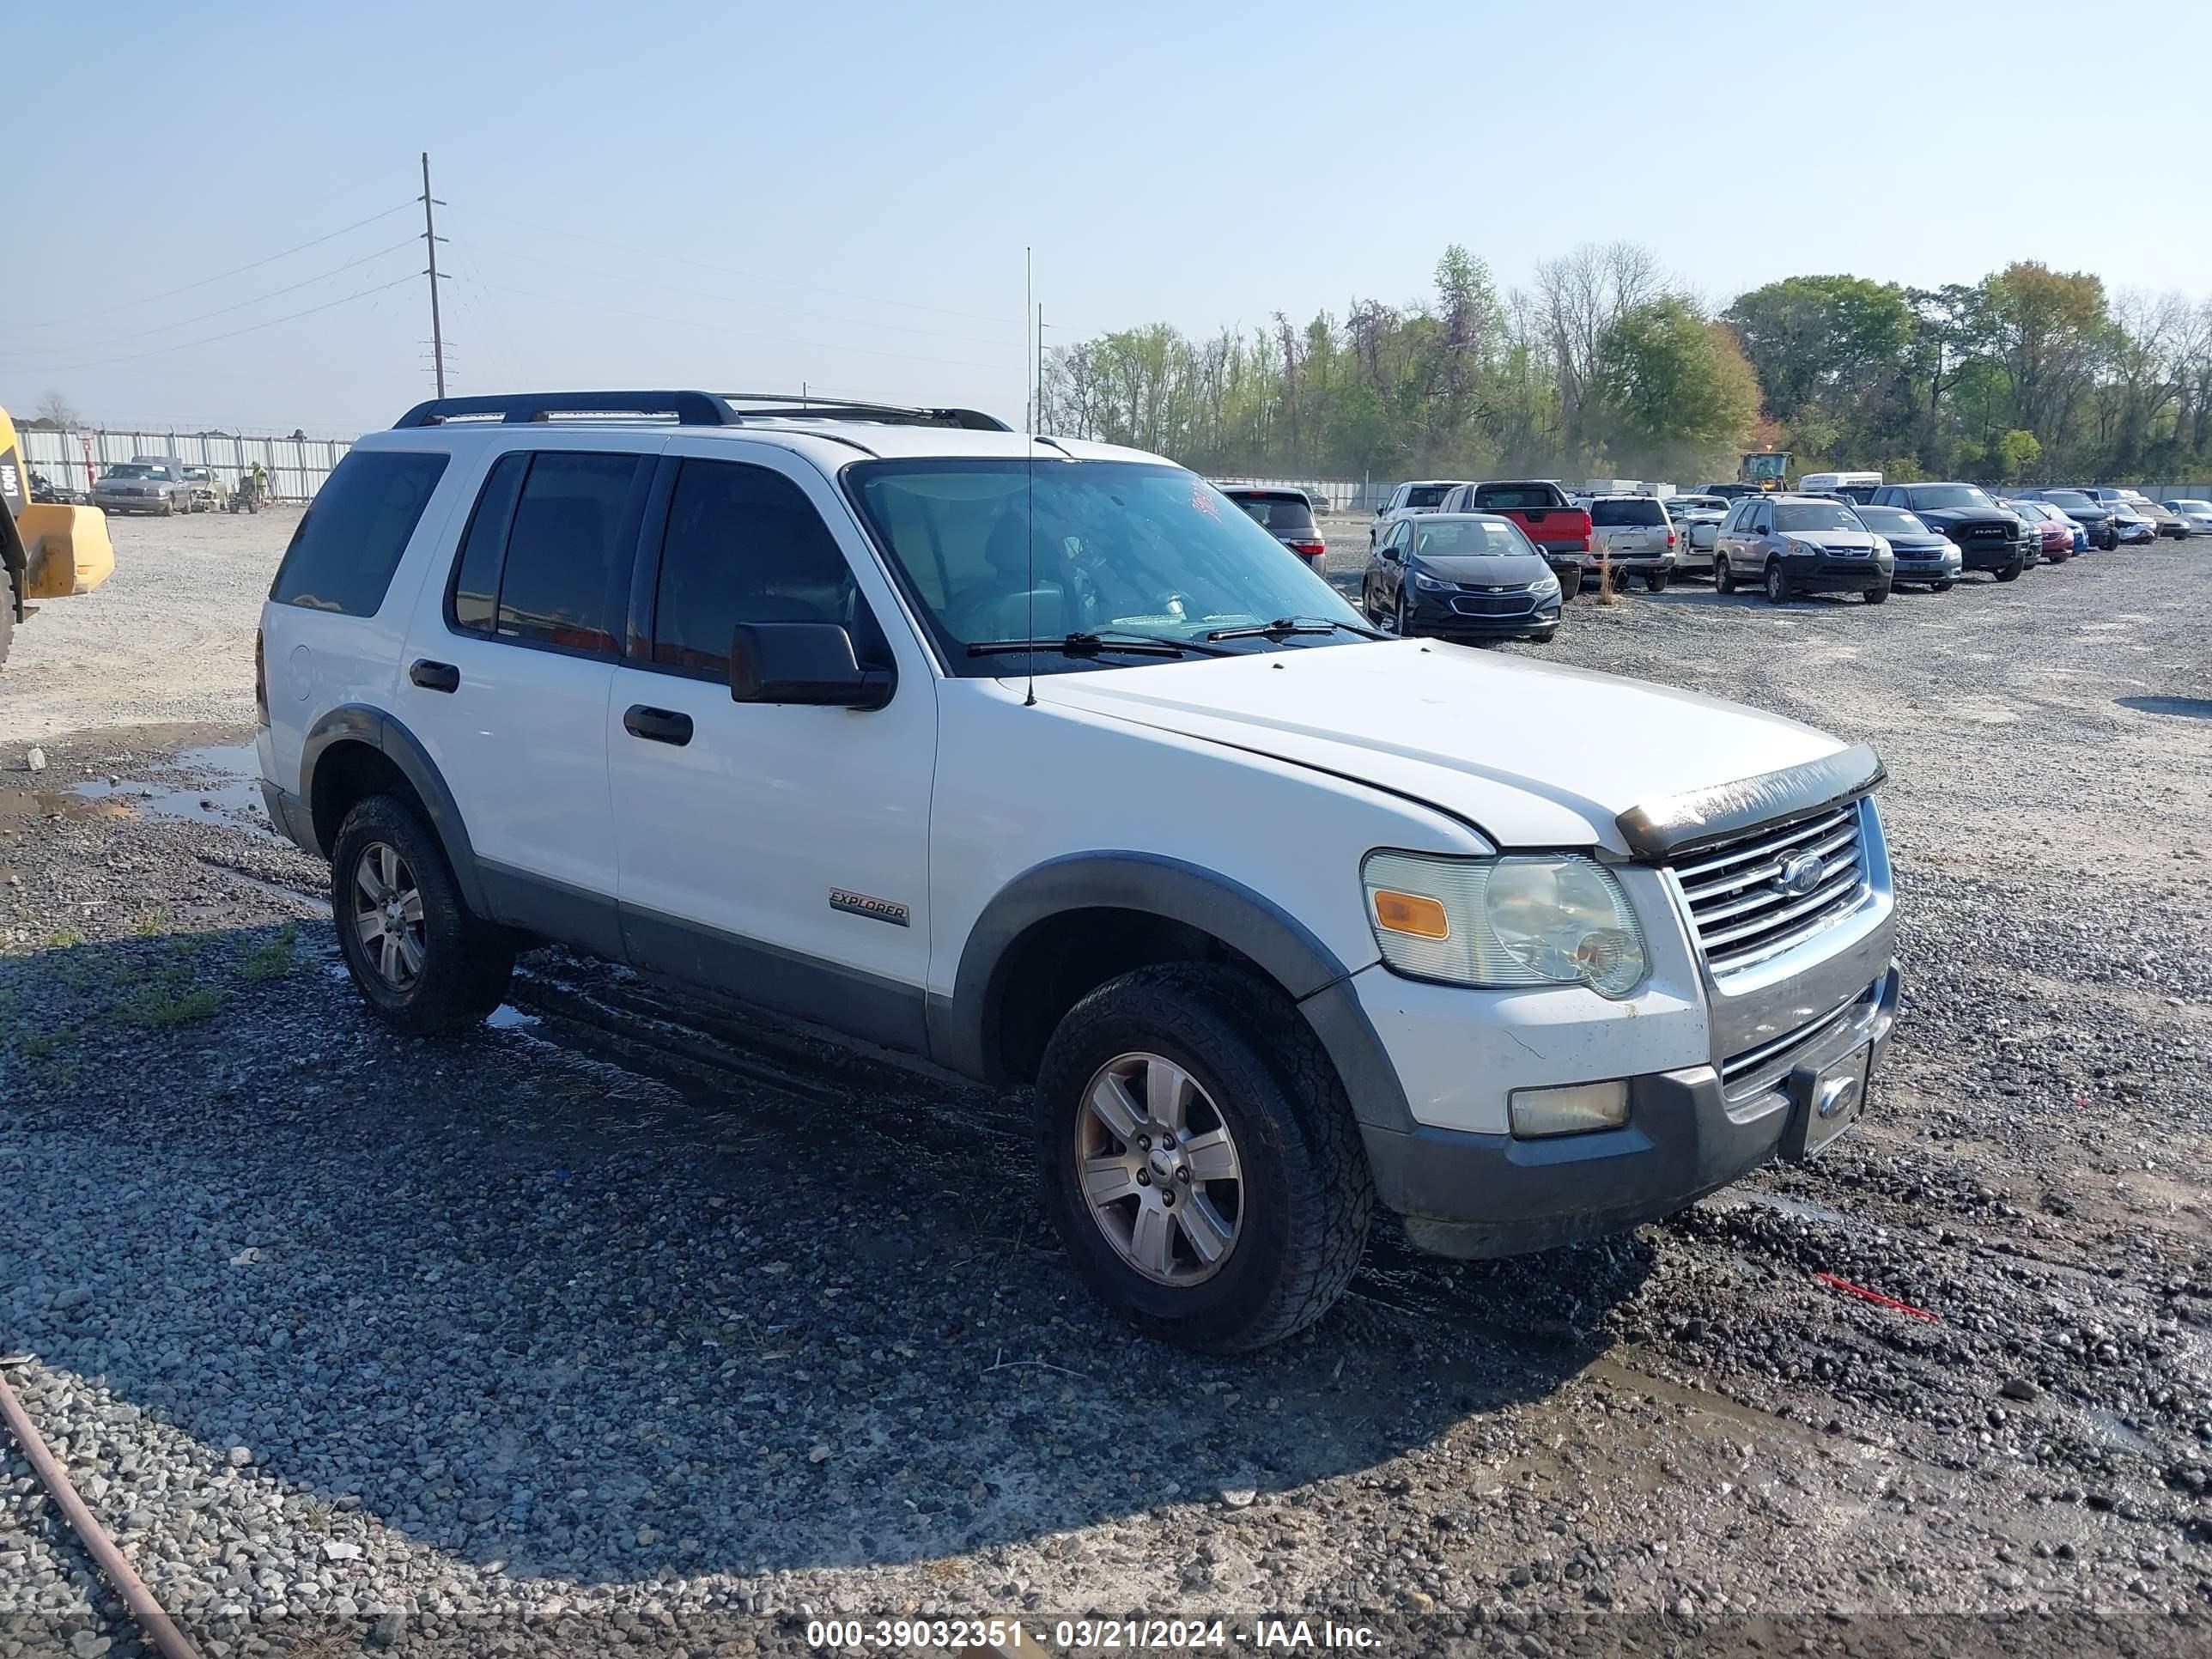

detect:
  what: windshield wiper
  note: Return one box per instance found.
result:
[967,630,1232,660]
[1204,615,1388,642]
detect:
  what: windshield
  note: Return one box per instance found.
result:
[1413,518,1534,558]
[1906,484,1997,512]
[1851,505,1927,536]
[847,460,1364,675]
[102,463,168,480]
[1589,498,1666,526]
[1470,483,1566,511]
[1226,493,1316,532]
[2040,490,2094,507]
[1773,502,1866,532]
[2171,501,2210,512]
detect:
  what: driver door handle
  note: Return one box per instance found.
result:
[623,704,694,747]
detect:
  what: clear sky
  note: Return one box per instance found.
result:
[4,0,2207,435]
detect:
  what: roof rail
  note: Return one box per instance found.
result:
[715,392,1010,432]
[392,392,734,428]
[392,390,1012,433]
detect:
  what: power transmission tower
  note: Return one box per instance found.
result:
[420,153,449,398]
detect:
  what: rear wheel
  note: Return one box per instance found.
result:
[1715,555,1735,594]
[1034,964,1373,1352]
[331,793,514,1036]
[2047,544,2070,563]
[1765,561,1790,605]
[1644,571,1668,593]
[1395,589,1415,639]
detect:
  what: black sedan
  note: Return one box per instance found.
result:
[1361,513,1563,643]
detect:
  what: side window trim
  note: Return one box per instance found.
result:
[444,448,532,637]
[624,454,684,663]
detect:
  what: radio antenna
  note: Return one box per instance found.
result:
[1024,246,1036,708]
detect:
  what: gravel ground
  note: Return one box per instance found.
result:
[2,516,2209,1657]
[0,507,299,748]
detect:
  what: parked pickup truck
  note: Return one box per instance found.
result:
[259,388,1900,1353]
[1437,480,1593,591]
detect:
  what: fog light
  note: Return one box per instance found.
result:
[1509,1080,1629,1139]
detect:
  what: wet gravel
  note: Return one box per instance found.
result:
[1,520,2209,1656]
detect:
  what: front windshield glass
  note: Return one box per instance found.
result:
[1413,518,1534,558]
[1907,484,1996,511]
[102,464,159,479]
[847,460,1364,675]
[1773,502,1865,532]
[2040,490,2093,507]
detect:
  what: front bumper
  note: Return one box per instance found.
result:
[1953,534,2031,570]
[1891,548,1962,582]
[1364,966,1899,1256]
[1408,589,1561,637]
[1781,555,1890,592]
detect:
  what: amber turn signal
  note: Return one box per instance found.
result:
[1370,889,1449,939]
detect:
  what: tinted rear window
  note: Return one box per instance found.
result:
[1229,494,1316,532]
[1403,485,1455,509]
[270,450,448,616]
[1590,498,1666,526]
[495,453,650,653]
[1470,483,1567,511]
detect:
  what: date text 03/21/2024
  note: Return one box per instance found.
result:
[802,1619,1382,1650]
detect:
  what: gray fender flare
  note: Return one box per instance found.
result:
[934,851,1413,1133]
[300,704,489,917]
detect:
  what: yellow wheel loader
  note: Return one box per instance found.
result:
[0,404,114,668]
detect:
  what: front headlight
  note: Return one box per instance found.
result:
[1412,569,1455,592]
[1787,537,1820,556]
[1532,573,1560,596]
[1362,851,1648,997]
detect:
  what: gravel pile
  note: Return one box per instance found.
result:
[1,520,2208,1655]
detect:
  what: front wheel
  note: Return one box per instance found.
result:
[1864,582,1891,605]
[1395,589,1415,639]
[1715,556,1735,594]
[1033,964,1373,1352]
[2047,544,2070,563]
[1765,561,1790,605]
[1996,559,2023,582]
[1932,580,1954,592]
[331,793,515,1036]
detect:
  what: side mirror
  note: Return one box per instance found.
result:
[729,622,892,709]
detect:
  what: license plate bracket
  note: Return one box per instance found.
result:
[1782,1042,1871,1163]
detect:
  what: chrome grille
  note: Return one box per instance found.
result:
[1671,801,1868,975]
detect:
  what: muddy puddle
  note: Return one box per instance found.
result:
[69,742,274,838]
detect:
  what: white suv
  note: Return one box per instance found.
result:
[257,390,1899,1352]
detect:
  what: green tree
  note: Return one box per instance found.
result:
[1594,299,1759,477]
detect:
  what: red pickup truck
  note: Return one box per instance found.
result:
[1439,480,1593,590]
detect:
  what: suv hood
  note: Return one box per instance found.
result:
[1034,641,1847,852]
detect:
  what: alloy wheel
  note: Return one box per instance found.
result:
[352,841,428,991]
[1074,1051,1243,1286]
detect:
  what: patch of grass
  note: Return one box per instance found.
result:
[131,908,169,938]
[20,1027,75,1058]
[42,927,84,950]
[116,968,226,1028]
[239,922,301,984]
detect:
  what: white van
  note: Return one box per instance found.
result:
[1798,471,1882,504]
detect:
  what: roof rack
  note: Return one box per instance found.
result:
[391,391,1011,432]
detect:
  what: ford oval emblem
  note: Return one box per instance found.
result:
[1774,852,1826,896]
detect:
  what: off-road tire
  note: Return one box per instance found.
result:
[331,793,514,1036]
[0,594,13,668]
[1996,559,2023,582]
[1864,581,1891,605]
[1034,963,1374,1353]
[1715,556,1735,594]
[1765,561,1790,605]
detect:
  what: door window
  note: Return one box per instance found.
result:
[651,459,869,682]
[492,453,651,655]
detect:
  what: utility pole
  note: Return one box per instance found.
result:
[419,152,448,398]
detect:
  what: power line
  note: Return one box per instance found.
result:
[471,207,1021,326]
[0,238,420,360]
[450,270,1023,372]
[33,274,421,372]
[4,202,418,331]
